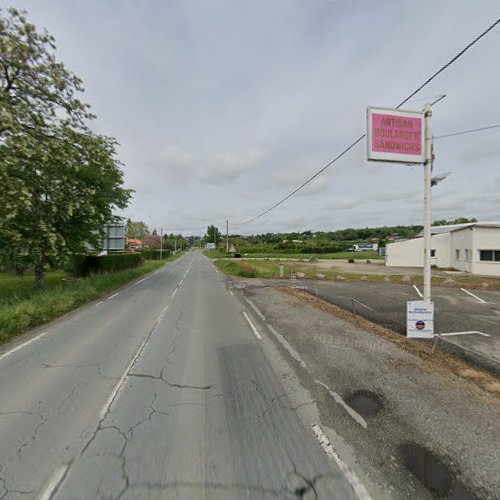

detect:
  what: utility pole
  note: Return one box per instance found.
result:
[160,227,163,260]
[423,103,433,303]
[174,239,177,253]
[226,220,229,253]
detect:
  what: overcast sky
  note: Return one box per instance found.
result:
[4,0,500,235]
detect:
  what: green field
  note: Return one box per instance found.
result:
[205,249,381,260]
[0,270,67,305]
[0,255,181,343]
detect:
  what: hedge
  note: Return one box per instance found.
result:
[139,249,172,260]
[68,253,143,277]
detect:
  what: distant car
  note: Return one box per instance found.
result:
[233,253,241,258]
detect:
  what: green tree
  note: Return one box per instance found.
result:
[0,8,131,287]
[0,8,93,139]
[0,130,131,287]
[125,220,149,240]
[205,225,221,246]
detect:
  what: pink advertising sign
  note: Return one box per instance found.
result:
[367,107,425,163]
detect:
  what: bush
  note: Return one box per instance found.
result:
[139,249,172,260]
[68,253,143,277]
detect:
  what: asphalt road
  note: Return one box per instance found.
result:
[0,252,355,500]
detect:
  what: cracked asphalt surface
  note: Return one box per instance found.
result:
[0,252,355,499]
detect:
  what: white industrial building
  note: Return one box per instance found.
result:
[385,222,500,277]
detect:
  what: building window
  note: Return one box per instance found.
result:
[455,249,460,260]
[430,249,436,257]
[465,249,470,261]
[479,250,500,262]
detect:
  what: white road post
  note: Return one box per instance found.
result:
[160,227,163,260]
[423,103,433,302]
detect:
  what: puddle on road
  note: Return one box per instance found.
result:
[399,442,479,499]
[345,390,382,417]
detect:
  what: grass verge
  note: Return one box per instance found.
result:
[0,257,178,343]
[214,258,500,289]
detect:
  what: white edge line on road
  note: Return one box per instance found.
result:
[37,463,70,500]
[0,331,48,363]
[460,288,488,304]
[438,331,491,337]
[244,298,266,321]
[108,293,119,300]
[172,288,178,298]
[228,290,234,296]
[243,311,262,339]
[179,279,183,286]
[135,277,147,285]
[413,285,423,298]
[266,324,308,371]
[95,301,105,307]
[311,424,371,500]
[314,379,367,429]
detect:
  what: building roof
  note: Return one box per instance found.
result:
[417,222,500,237]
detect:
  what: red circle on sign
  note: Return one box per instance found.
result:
[416,320,425,330]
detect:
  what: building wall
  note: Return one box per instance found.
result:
[433,233,451,269]
[472,227,500,276]
[386,226,500,276]
[449,228,473,272]
[386,238,423,267]
[386,233,450,268]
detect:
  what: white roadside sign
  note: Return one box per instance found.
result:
[407,301,434,338]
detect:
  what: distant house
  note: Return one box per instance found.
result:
[127,238,143,251]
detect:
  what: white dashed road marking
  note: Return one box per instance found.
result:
[314,379,367,429]
[37,463,69,500]
[0,331,48,363]
[243,312,262,339]
[312,424,371,500]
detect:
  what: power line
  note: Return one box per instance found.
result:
[235,16,500,226]
[434,123,500,139]
[168,122,500,232]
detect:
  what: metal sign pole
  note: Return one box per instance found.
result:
[423,104,433,302]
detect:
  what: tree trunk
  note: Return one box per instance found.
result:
[34,264,45,289]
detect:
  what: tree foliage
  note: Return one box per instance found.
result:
[0,8,131,287]
[432,217,477,226]
[0,8,93,139]
[125,219,149,240]
[205,225,221,246]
